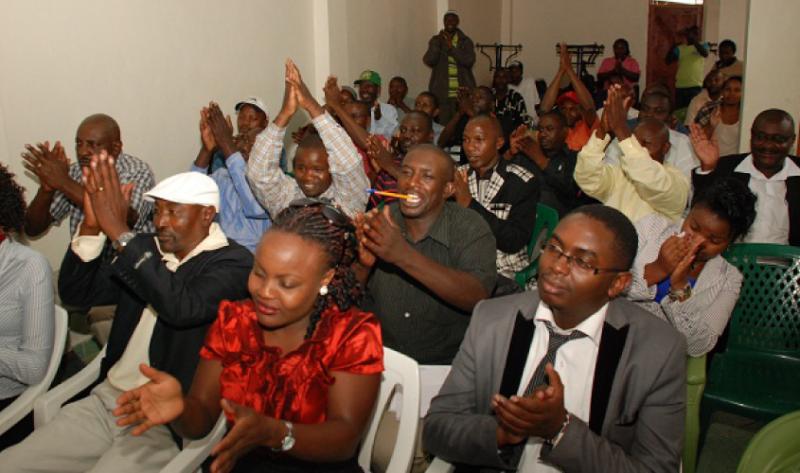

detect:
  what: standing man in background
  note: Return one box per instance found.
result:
[666,25,709,110]
[424,11,476,125]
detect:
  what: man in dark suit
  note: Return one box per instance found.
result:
[691,108,799,246]
[424,205,686,472]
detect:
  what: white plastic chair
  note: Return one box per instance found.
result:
[425,457,455,473]
[159,413,227,473]
[359,347,421,473]
[0,305,68,435]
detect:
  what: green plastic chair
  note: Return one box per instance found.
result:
[736,410,800,473]
[514,204,560,289]
[684,354,707,473]
[701,244,800,442]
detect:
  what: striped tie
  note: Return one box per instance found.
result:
[524,323,587,396]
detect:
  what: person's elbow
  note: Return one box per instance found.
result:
[18,349,52,386]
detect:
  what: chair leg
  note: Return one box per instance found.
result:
[698,404,714,457]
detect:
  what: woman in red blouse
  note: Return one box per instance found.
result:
[114,199,384,473]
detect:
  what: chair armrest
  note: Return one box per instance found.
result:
[33,346,105,428]
[160,413,227,473]
[686,354,707,386]
[425,457,456,473]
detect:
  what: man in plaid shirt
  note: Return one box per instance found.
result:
[22,114,155,256]
[246,60,369,219]
[453,115,540,281]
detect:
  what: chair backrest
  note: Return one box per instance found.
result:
[358,347,420,473]
[527,204,560,260]
[736,410,800,473]
[0,305,68,434]
[722,243,800,357]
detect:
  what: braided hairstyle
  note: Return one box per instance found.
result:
[271,202,363,339]
[0,162,27,234]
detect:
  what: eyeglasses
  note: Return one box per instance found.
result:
[541,243,627,275]
[751,131,796,145]
[288,198,355,231]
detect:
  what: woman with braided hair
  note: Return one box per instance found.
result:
[114,198,383,473]
[0,163,55,449]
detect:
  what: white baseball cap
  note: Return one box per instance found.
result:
[235,97,269,120]
[143,172,220,212]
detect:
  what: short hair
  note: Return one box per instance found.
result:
[467,114,502,138]
[567,204,638,270]
[641,89,674,113]
[0,163,26,234]
[614,38,630,55]
[297,132,324,152]
[719,39,736,53]
[538,110,568,128]
[390,76,407,87]
[346,99,371,114]
[691,177,756,241]
[402,110,433,133]
[752,108,796,132]
[406,144,455,181]
[417,91,439,108]
[723,75,743,88]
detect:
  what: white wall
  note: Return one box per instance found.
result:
[0,0,318,267]
[449,0,503,87]
[704,0,749,74]
[739,0,800,151]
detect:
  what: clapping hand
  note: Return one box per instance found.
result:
[81,151,133,240]
[207,103,237,158]
[286,60,324,118]
[21,141,71,193]
[210,400,282,473]
[453,168,472,207]
[359,206,410,265]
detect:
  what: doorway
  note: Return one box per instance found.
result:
[646,1,704,96]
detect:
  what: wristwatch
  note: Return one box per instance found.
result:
[668,284,692,302]
[272,420,295,452]
[112,231,136,253]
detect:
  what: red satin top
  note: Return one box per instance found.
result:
[200,300,384,424]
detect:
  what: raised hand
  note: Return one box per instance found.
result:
[361,206,411,265]
[210,400,282,473]
[199,108,217,152]
[453,168,472,207]
[559,42,571,73]
[21,141,72,192]
[208,103,237,158]
[113,364,184,436]
[323,76,342,109]
[492,363,568,441]
[83,151,131,240]
[286,59,324,118]
[274,60,300,127]
[689,123,720,172]
[605,86,631,140]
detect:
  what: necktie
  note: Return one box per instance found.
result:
[523,323,587,396]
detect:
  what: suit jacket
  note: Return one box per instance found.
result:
[692,153,800,246]
[58,233,253,394]
[423,291,686,473]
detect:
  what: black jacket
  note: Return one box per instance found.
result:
[58,233,253,393]
[692,153,800,246]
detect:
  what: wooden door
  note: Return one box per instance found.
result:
[646,2,704,96]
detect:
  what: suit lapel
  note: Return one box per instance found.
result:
[589,314,630,435]
[498,312,536,397]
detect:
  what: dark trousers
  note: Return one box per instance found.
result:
[0,395,33,451]
[675,86,702,110]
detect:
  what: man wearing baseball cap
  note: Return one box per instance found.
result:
[0,158,252,473]
[355,69,398,141]
[207,96,271,173]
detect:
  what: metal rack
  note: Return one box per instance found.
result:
[476,43,523,71]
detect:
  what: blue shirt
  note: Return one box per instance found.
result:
[191,152,270,253]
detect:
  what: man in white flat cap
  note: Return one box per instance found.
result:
[0,155,253,473]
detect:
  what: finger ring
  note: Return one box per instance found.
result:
[98,186,105,192]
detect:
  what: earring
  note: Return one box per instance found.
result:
[319,285,329,296]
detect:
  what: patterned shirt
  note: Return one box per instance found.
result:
[246,112,370,218]
[50,153,155,252]
[494,87,533,130]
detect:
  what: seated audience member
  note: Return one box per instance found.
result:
[439,86,502,163]
[355,144,497,365]
[627,178,756,356]
[424,205,686,472]
[575,87,690,223]
[366,111,435,208]
[713,39,744,79]
[605,89,700,181]
[508,61,538,123]
[388,76,413,116]
[22,114,155,255]
[539,43,598,152]
[247,60,369,219]
[596,38,641,90]
[691,108,800,245]
[453,115,539,281]
[414,91,445,144]
[509,112,597,216]
[493,67,532,131]
[0,159,252,472]
[208,97,270,173]
[192,103,269,253]
[340,86,357,104]
[355,69,398,141]
[0,164,54,450]
[685,69,725,126]
[595,74,639,120]
[694,76,742,157]
[115,200,383,473]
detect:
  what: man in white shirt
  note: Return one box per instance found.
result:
[0,165,252,473]
[424,204,686,472]
[508,61,538,125]
[691,109,800,246]
[354,69,399,141]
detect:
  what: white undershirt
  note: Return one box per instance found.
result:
[736,155,800,245]
[517,301,608,472]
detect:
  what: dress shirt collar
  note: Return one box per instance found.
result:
[735,154,800,181]
[533,300,608,346]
